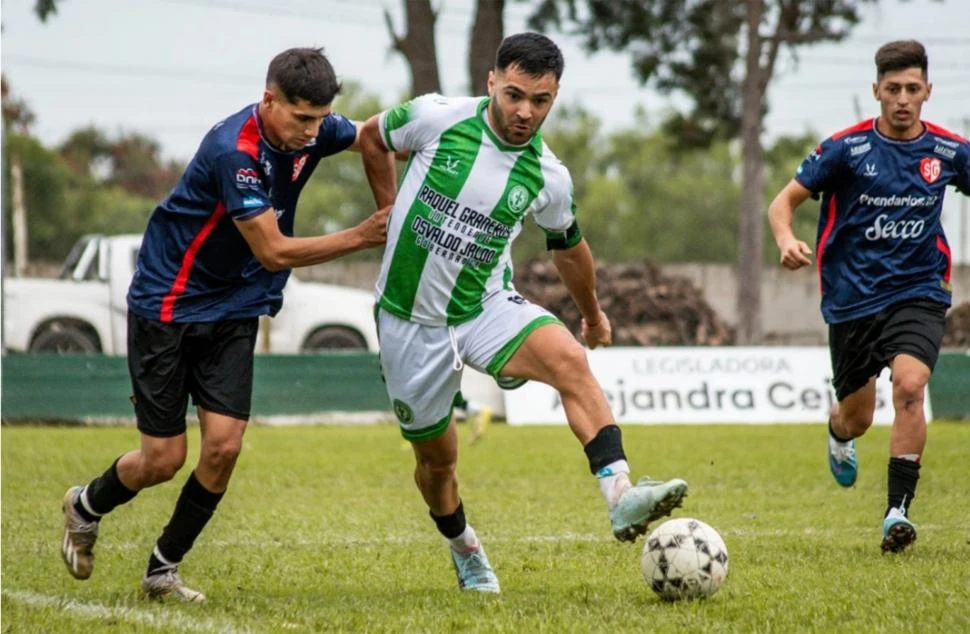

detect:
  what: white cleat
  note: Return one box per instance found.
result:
[61,486,99,580]
[140,568,206,603]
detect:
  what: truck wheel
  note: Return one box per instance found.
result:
[301,326,367,352]
[30,322,101,354]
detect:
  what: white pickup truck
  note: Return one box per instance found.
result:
[2,234,379,354]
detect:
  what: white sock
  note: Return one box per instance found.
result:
[448,524,479,553]
[596,459,631,508]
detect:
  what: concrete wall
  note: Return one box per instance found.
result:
[665,263,970,345]
[298,262,970,346]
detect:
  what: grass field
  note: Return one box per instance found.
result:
[3,421,969,633]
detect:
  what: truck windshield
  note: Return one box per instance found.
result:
[59,237,93,280]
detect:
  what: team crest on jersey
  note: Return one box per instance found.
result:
[507,185,530,213]
[392,399,414,424]
[919,157,942,183]
[292,153,309,182]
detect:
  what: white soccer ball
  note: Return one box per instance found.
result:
[640,517,729,601]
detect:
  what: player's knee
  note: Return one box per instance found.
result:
[143,453,185,484]
[200,437,243,472]
[841,413,873,437]
[416,453,457,480]
[892,375,926,409]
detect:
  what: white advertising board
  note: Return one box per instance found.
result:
[504,347,932,425]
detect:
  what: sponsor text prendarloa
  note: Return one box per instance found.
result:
[858,193,938,207]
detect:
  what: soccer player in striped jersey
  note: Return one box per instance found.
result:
[769,40,970,553]
[59,48,393,601]
[358,32,689,593]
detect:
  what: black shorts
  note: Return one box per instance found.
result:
[127,311,259,437]
[829,299,947,402]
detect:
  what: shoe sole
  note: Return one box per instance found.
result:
[881,523,917,554]
[61,488,93,580]
[140,588,207,603]
[613,482,688,543]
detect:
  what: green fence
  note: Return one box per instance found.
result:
[929,351,970,420]
[2,351,968,421]
[1,353,388,420]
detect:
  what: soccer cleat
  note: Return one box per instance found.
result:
[610,477,688,543]
[881,508,917,554]
[827,435,858,487]
[61,486,99,580]
[140,568,207,603]
[449,544,500,593]
[468,406,493,446]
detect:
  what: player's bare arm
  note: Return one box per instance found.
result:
[768,179,815,270]
[551,239,612,349]
[234,206,389,272]
[358,115,399,208]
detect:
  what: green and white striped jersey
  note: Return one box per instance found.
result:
[376,94,578,326]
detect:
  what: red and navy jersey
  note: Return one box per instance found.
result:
[794,118,970,324]
[128,104,356,322]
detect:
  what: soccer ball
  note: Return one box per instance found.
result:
[640,517,729,601]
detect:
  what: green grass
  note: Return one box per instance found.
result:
[3,422,970,633]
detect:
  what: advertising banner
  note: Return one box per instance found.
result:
[504,347,932,425]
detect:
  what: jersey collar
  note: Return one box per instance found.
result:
[872,118,928,145]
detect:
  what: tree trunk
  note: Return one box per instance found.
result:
[468,0,505,95]
[11,155,28,277]
[385,0,441,97]
[736,0,766,344]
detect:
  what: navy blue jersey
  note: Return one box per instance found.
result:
[128,104,356,322]
[794,118,970,324]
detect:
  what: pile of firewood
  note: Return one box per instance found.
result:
[943,302,970,347]
[514,259,735,346]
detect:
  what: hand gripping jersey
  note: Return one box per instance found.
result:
[795,118,970,324]
[128,104,356,323]
[376,94,580,326]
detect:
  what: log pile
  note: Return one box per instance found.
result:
[943,302,970,347]
[514,259,735,346]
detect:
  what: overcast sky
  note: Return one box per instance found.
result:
[3,0,969,261]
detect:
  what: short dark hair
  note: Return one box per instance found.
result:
[875,40,928,79]
[266,47,342,106]
[495,32,565,81]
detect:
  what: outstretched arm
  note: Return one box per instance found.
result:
[768,179,815,270]
[551,239,611,349]
[234,205,389,272]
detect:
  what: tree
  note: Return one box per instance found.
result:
[468,0,506,94]
[58,127,182,200]
[34,0,61,21]
[1,77,36,134]
[387,0,507,97]
[4,133,156,260]
[527,0,877,342]
[385,0,442,96]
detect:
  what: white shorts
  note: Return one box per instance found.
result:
[377,290,561,440]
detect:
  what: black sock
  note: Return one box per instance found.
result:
[430,500,466,539]
[887,457,920,518]
[583,425,627,475]
[828,418,853,443]
[147,471,224,576]
[77,457,138,521]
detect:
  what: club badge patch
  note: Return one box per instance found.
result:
[919,157,941,184]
